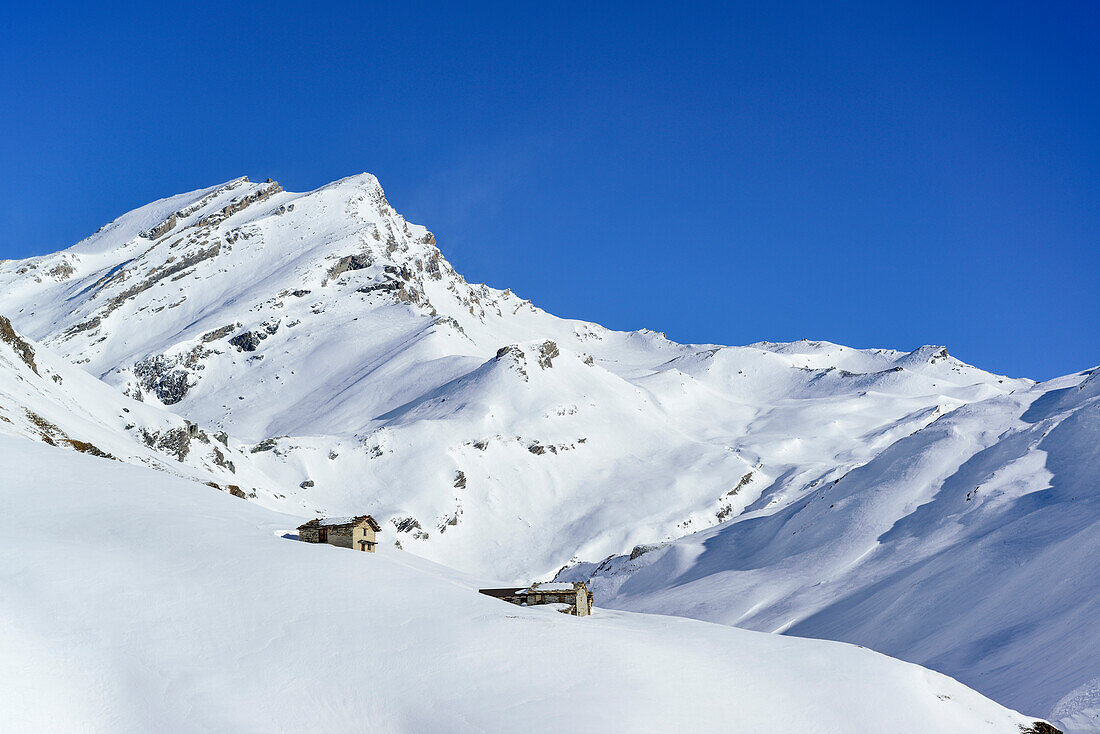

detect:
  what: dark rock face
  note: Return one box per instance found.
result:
[66,439,114,459]
[438,510,461,532]
[0,315,38,375]
[424,250,443,280]
[383,264,413,280]
[195,180,283,229]
[629,544,662,560]
[47,261,76,280]
[393,517,420,532]
[494,345,529,381]
[537,340,560,369]
[155,370,190,405]
[229,331,264,352]
[63,315,101,339]
[325,253,373,284]
[211,446,236,473]
[453,471,466,489]
[300,479,315,488]
[392,516,429,540]
[141,212,179,240]
[1020,723,1063,734]
[201,324,238,343]
[346,254,372,270]
[133,354,191,405]
[434,316,466,337]
[357,280,400,295]
[250,438,278,453]
[228,322,277,352]
[717,469,754,523]
[155,427,191,462]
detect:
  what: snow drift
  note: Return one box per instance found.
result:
[559,368,1100,731]
[0,435,1051,733]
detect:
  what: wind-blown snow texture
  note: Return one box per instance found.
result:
[0,436,1046,733]
[1,174,1094,730]
[558,368,1100,730]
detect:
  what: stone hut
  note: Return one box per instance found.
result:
[478,581,593,616]
[297,515,381,552]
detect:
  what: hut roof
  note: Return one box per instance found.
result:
[523,582,586,594]
[479,582,587,598]
[478,588,525,599]
[298,515,382,532]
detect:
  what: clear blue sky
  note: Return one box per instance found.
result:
[1,1,1096,379]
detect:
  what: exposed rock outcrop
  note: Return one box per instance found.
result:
[250,438,278,453]
[194,180,283,229]
[392,516,429,540]
[494,345,528,381]
[141,213,179,240]
[537,340,559,369]
[229,331,264,352]
[201,324,238,343]
[133,354,192,405]
[0,315,38,375]
[324,253,372,285]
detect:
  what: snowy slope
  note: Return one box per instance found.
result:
[2,173,1090,729]
[0,175,1030,583]
[558,368,1100,732]
[0,315,285,502]
[0,433,1054,733]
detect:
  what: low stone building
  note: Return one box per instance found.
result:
[479,581,594,616]
[297,515,381,552]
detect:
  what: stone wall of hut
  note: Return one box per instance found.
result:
[326,525,354,549]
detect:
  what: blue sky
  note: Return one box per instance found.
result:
[1,1,1096,379]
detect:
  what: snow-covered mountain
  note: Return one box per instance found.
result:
[1,433,1052,733]
[0,174,1029,581]
[557,366,1100,731]
[1,173,1093,730]
[0,314,281,501]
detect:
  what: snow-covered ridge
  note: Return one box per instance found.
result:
[558,366,1100,730]
[2,435,1052,732]
[0,174,1030,585]
[2,173,1088,729]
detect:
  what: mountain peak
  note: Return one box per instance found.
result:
[0,174,1032,580]
[322,172,383,192]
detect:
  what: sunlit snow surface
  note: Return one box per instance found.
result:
[0,174,1094,730]
[0,175,1031,582]
[0,437,1042,733]
[560,368,1100,732]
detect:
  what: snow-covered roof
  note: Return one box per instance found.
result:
[298,515,381,531]
[523,582,583,594]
